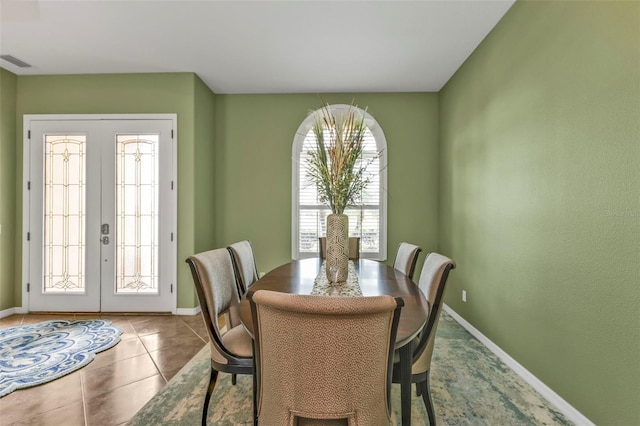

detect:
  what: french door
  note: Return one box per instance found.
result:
[23,115,176,312]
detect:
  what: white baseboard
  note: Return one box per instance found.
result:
[0,307,16,319]
[0,307,27,318]
[442,304,594,426]
[1,306,200,317]
[176,306,201,316]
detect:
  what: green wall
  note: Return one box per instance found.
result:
[5,76,439,310]
[0,68,17,311]
[13,72,214,309]
[439,1,640,424]
[193,81,217,248]
[193,76,217,255]
[214,93,439,273]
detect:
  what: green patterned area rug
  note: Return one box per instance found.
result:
[129,312,573,425]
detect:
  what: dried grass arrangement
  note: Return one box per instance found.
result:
[305,101,375,215]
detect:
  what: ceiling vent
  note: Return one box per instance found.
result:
[0,55,32,68]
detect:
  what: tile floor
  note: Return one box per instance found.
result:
[0,313,209,426]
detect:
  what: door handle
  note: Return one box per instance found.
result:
[101,224,109,235]
[101,236,110,245]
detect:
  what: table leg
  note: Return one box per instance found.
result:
[400,343,412,426]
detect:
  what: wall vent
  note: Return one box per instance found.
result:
[0,55,32,68]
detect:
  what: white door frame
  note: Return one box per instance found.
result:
[22,114,178,313]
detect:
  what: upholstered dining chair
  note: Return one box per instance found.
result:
[248,290,403,425]
[228,240,260,296]
[319,237,361,260]
[226,240,259,386]
[186,248,254,426]
[392,252,456,425]
[393,242,423,280]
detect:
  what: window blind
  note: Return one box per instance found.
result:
[298,128,381,255]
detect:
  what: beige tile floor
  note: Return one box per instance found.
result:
[0,313,208,426]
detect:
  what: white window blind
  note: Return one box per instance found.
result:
[292,105,387,260]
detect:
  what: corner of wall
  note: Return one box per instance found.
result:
[0,67,18,311]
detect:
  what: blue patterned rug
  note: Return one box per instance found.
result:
[0,319,122,397]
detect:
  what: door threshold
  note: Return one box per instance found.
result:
[27,311,173,316]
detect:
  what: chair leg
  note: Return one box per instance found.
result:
[202,367,218,426]
[232,373,237,385]
[252,354,258,426]
[421,371,436,426]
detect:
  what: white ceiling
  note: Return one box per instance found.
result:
[0,0,515,94]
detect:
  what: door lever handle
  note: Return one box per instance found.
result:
[101,224,109,235]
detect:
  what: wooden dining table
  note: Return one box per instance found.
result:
[238,258,429,426]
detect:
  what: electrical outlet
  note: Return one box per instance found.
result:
[462,290,467,302]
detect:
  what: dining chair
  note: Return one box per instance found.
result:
[392,252,456,425]
[319,236,361,260]
[248,289,403,425]
[393,242,423,280]
[228,240,260,296]
[186,248,254,426]
[227,240,260,385]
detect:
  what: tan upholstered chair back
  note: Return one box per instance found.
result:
[393,242,423,280]
[186,249,244,366]
[319,237,361,260]
[411,253,456,375]
[228,240,259,294]
[249,290,403,426]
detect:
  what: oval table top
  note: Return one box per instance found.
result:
[238,258,429,348]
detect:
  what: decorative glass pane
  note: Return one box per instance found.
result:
[116,134,159,294]
[44,135,86,293]
[299,127,380,254]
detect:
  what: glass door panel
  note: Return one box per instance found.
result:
[99,120,174,312]
[28,121,102,312]
[44,135,86,294]
[115,134,159,294]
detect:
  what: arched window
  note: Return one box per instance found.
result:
[292,104,387,260]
